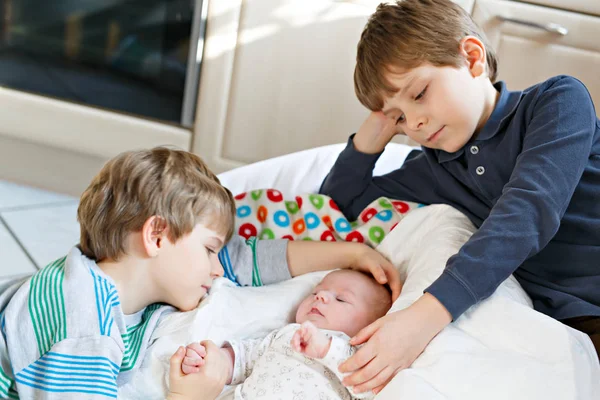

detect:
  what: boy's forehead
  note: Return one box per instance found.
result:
[380,69,422,113]
[192,223,225,244]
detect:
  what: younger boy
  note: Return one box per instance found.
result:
[320,0,600,393]
[175,270,392,400]
[0,147,399,399]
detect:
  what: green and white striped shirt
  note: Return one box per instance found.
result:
[0,236,290,399]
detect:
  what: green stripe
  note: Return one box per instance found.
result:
[120,304,161,372]
[28,256,67,356]
[58,261,67,339]
[0,365,13,396]
[246,237,263,287]
[8,385,18,400]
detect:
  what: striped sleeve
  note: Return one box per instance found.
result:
[218,235,291,287]
[14,337,122,399]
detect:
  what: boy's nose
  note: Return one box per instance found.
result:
[408,114,427,131]
[212,259,224,278]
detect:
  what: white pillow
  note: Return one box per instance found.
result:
[217,142,417,197]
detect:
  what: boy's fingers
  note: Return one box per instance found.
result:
[350,319,381,345]
[373,265,388,284]
[386,269,402,302]
[339,342,376,373]
[373,373,395,395]
[169,347,185,378]
[181,364,200,375]
[200,340,219,354]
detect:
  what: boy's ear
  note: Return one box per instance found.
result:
[459,36,487,78]
[141,216,168,257]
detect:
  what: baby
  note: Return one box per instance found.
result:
[179,269,393,399]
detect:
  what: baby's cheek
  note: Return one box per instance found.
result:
[295,303,309,323]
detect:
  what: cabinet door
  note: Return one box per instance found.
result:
[473,0,600,116]
[191,0,416,173]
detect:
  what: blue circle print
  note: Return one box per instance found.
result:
[237,206,252,218]
[334,218,351,232]
[274,210,290,227]
[375,210,393,222]
[304,212,320,230]
[236,205,251,218]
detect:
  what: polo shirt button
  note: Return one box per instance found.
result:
[470,145,479,154]
[476,166,485,175]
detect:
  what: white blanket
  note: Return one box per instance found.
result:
[119,204,600,400]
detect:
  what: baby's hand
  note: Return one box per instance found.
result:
[291,321,331,359]
[182,342,207,374]
[168,341,228,400]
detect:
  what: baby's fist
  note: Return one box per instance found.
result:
[181,342,207,375]
[291,321,331,359]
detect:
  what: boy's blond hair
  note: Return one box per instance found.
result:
[355,0,498,110]
[77,147,235,261]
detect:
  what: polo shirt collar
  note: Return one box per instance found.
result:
[433,81,522,163]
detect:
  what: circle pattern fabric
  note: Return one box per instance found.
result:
[233,189,421,247]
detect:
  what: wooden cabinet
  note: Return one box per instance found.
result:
[191,0,401,173]
[472,0,600,116]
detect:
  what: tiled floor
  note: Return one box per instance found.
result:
[0,180,79,276]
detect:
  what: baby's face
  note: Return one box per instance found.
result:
[295,270,389,337]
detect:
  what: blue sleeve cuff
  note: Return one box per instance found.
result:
[336,134,383,174]
[425,271,478,321]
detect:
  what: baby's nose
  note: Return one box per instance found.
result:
[315,290,331,303]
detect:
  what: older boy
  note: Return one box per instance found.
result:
[320,0,600,394]
[0,147,399,399]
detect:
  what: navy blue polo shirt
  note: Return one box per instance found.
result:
[320,75,600,321]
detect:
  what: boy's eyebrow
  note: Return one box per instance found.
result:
[382,76,416,117]
[208,237,224,248]
[398,76,416,97]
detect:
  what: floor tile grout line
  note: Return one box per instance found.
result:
[0,215,40,270]
[0,199,78,214]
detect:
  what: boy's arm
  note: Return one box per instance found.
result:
[219,235,290,286]
[319,135,436,221]
[427,76,598,320]
[221,237,402,300]
[287,241,402,300]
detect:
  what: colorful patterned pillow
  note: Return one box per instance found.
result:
[234,189,422,247]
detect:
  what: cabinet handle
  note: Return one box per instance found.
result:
[497,16,569,36]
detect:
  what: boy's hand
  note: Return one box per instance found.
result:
[353,111,400,154]
[182,342,207,374]
[349,244,402,302]
[291,321,332,359]
[168,341,231,400]
[338,293,452,394]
